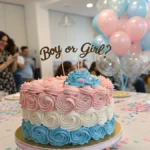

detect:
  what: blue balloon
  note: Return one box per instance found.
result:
[92,35,110,54]
[92,15,103,35]
[107,0,128,17]
[141,30,150,51]
[127,0,148,18]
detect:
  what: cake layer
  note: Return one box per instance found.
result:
[22,117,115,146]
[22,100,114,131]
[20,85,113,114]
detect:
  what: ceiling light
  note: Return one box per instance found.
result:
[86,3,93,8]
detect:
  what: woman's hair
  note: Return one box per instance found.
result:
[5,38,16,55]
[0,31,8,41]
[54,61,73,77]
[89,61,100,76]
[83,59,88,69]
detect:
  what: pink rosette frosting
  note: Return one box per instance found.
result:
[38,93,55,112]
[98,76,114,94]
[56,76,67,81]
[56,93,76,114]
[26,93,39,112]
[75,88,93,113]
[20,82,32,92]
[64,86,80,96]
[80,86,95,96]
[28,81,45,94]
[19,92,26,108]
[93,86,107,109]
[45,81,64,96]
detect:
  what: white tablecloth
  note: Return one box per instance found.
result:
[0,92,150,150]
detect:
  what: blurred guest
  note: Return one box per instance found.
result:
[55,61,75,77]
[89,61,120,90]
[83,59,88,69]
[89,61,100,76]
[20,46,35,82]
[13,47,24,91]
[0,31,17,94]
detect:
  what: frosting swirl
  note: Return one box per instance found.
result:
[93,86,107,109]
[56,93,75,114]
[104,117,115,135]
[70,127,91,145]
[45,81,63,96]
[96,108,107,125]
[75,93,93,113]
[47,128,70,146]
[65,68,101,88]
[38,93,55,112]
[89,124,106,140]
[20,92,26,108]
[20,82,32,92]
[26,93,39,112]
[30,111,43,126]
[56,76,67,81]
[81,112,98,127]
[60,111,82,131]
[22,109,30,122]
[31,125,49,144]
[64,86,79,96]
[22,120,33,140]
[42,111,60,129]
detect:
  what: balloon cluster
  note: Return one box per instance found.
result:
[93,0,150,79]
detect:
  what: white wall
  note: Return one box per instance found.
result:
[0,2,27,48]
[49,10,95,68]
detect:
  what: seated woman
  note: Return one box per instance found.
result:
[54,61,75,77]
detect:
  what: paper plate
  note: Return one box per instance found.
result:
[4,93,20,101]
[113,91,130,98]
[15,121,122,150]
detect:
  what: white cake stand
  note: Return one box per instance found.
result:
[15,122,122,150]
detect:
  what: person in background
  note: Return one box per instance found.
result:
[0,31,17,94]
[82,59,88,69]
[20,46,35,82]
[55,61,75,77]
[89,61,100,76]
[89,61,120,90]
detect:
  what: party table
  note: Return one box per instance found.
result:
[0,92,150,150]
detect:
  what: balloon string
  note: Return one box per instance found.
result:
[61,52,65,76]
[119,57,125,91]
[78,51,80,71]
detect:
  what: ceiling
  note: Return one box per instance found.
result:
[0,0,98,17]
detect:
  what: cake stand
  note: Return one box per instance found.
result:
[15,121,122,150]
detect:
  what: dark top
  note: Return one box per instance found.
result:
[0,51,17,94]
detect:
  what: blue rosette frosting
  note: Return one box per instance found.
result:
[47,128,70,146]
[65,68,100,88]
[22,120,33,140]
[30,125,49,144]
[89,124,107,140]
[104,117,115,135]
[70,127,91,145]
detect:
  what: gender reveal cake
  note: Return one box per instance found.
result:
[20,68,115,147]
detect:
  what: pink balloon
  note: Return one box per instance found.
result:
[146,4,150,19]
[117,19,127,32]
[146,18,150,29]
[110,31,131,56]
[98,9,118,36]
[126,17,147,42]
[130,42,142,54]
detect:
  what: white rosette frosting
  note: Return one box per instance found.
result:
[96,107,107,125]
[81,108,98,127]
[60,111,82,131]
[30,111,44,126]
[22,109,30,122]
[107,99,114,120]
[42,110,60,129]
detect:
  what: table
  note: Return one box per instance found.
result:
[0,92,150,150]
